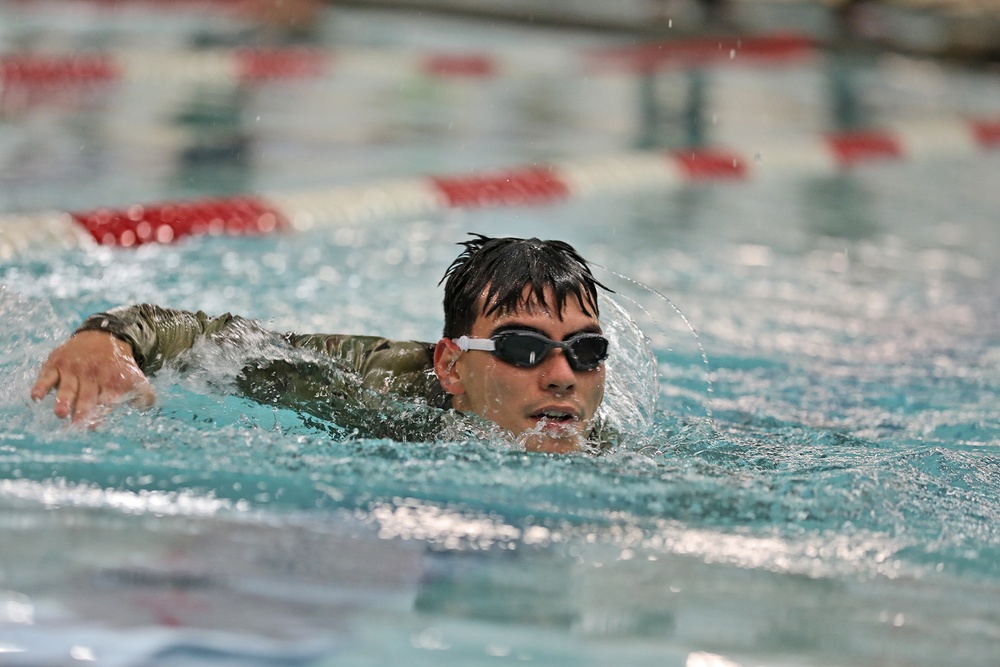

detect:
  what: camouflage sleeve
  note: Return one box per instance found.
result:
[239,335,452,440]
[284,333,443,402]
[75,303,253,373]
[74,305,443,401]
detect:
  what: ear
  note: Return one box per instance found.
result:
[433,338,466,396]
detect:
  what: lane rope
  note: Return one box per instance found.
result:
[0,32,817,89]
[1,116,997,259]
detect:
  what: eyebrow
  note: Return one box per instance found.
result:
[489,323,603,340]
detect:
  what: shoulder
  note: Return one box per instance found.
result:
[288,332,445,406]
[287,333,433,370]
[365,339,435,373]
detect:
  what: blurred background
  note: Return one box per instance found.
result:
[1,0,997,218]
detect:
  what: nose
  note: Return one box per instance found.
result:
[539,348,576,392]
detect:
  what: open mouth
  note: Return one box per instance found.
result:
[530,409,579,424]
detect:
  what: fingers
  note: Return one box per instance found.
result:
[53,372,80,420]
[53,374,106,424]
[50,374,155,425]
[32,331,155,425]
[65,381,155,429]
[30,365,60,401]
[73,377,101,425]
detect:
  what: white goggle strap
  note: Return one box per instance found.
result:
[452,335,496,352]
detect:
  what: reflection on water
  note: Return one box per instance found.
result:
[1,489,998,666]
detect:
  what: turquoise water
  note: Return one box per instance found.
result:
[2,5,1000,666]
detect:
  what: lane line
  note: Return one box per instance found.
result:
[1,117,996,256]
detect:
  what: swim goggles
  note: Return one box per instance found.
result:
[453,330,609,371]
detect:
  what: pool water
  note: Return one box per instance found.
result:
[2,4,1000,666]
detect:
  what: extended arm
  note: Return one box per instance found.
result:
[31,304,449,432]
[31,304,262,423]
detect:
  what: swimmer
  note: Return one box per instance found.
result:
[31,235,614,453]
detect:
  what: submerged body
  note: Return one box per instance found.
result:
[31,235,616,452]
[37,302,616,451]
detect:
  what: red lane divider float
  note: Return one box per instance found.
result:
[972,119,1000,147]
[672,149,748,180]
[0,54,119,84]
[431,166,569,208]
[1,117,997,257]
[0,54,120,114]
[826,131,905,167]
[70,197,285,247]
[235,47,329,81]
[423,54,497,78]
[588,32,818,73]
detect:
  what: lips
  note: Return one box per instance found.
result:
[528,406,581,424]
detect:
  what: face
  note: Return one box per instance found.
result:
[435,287,606,453]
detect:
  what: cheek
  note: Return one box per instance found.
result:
[480,367,526,407]
[585,369,606,408]
[462,361,523,412]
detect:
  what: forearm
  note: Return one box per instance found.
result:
[74,304,246,373]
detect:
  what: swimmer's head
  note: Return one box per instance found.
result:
[439,234,608,338]
[435,235,609,453]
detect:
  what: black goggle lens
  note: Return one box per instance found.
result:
[492,331,608,371]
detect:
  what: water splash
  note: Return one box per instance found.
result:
[597,294,658,437]
[593,264,715,421]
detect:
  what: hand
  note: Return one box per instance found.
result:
[31,330,156,424]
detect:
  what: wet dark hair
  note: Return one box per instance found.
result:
[439,234,609,338]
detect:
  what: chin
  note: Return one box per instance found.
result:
[518,421,588,454]
[523,437,582,454]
